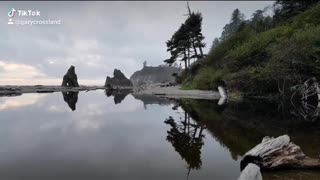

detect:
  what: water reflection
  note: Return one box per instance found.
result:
[0,91,319,180]
[132,94,173,109]
[62,91,79,111]
[0,92,22,97]
[178,99,320,159]
[0,93,46,111]
[105,89,131,104]
[164,114,205,176]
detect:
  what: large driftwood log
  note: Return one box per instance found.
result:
[238,163,262,180]
[241,135,320,171]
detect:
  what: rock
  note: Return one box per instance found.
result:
[130,65,181,87]
[62,66,79,87]
[105,69,133,88]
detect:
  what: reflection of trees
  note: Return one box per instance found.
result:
[178,99,320,160]
[164,112,205,176]
[62,91,79,111]
[105,89,131,104]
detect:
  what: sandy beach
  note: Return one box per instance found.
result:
[133,85,221,100]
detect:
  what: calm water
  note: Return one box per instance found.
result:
[0,90,319,180]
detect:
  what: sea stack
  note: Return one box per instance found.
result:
[62,65,79,87]
[105,69,133,89]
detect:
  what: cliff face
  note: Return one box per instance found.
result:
[130,65,181,86]
[105,69,133,88]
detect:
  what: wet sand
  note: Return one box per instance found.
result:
[0,85,105,96]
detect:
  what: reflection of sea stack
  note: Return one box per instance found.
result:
[62,66,79,87]
[62,91,79,111]
[105,89,131,104]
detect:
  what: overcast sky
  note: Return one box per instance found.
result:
[0,1,274,85]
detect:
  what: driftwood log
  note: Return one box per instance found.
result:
[217,86,227,105]
[241,135,320,171]
[238,163,262,180]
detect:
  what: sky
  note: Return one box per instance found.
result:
[0,1,274,85]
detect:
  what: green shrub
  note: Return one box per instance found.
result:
[191,68,225,90]
[179,3,320,97]
[225,26,294,70]
[206,30,253,68]
[292,3,320,29]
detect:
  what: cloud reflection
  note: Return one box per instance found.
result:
[0,94,47,111]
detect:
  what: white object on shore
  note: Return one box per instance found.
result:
[217,86,227,105]
[217,86,227,98]
[217,96,227,105]
[316,84,320,101]
[238,163,262,180]
[241,135,320,170]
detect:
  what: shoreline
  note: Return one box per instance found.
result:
[0,84,223,100]
[132,85,221,100]
[0,85,105,95]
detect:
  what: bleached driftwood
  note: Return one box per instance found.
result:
[238,163,262,180]
[241,135,320,170]
[217,86,227,98]
[217,86,227,105]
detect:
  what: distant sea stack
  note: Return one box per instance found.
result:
[62,65,79,87]
[105,69,133,88]
[130,65,181,86]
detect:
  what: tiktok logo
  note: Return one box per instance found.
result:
[8,8,16,25]
[8,8,17,18]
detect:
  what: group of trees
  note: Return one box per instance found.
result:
[274,0,320,22]
[220,8,245,41]
[210,7,274,52]
[210,0,320,52]
[177,0,320,97]
[164,4,206,70]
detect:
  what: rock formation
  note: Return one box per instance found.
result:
[130,65,181,87]
[105,69,133,88]
[62,66,79,87]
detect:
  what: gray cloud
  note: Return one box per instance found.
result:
[0,1,274,85]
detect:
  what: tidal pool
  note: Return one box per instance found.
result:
[0,90,319,180]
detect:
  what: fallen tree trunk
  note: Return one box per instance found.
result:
[241,135,320,171]
[238,163,262,180]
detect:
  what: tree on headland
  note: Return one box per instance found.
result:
[165,23,191,69]
[164,2,205,70]
[220,8,245,40]
[210,38,220,51]
[251,10,265,32]
[273,0,320,23]
[143,60,147,67]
